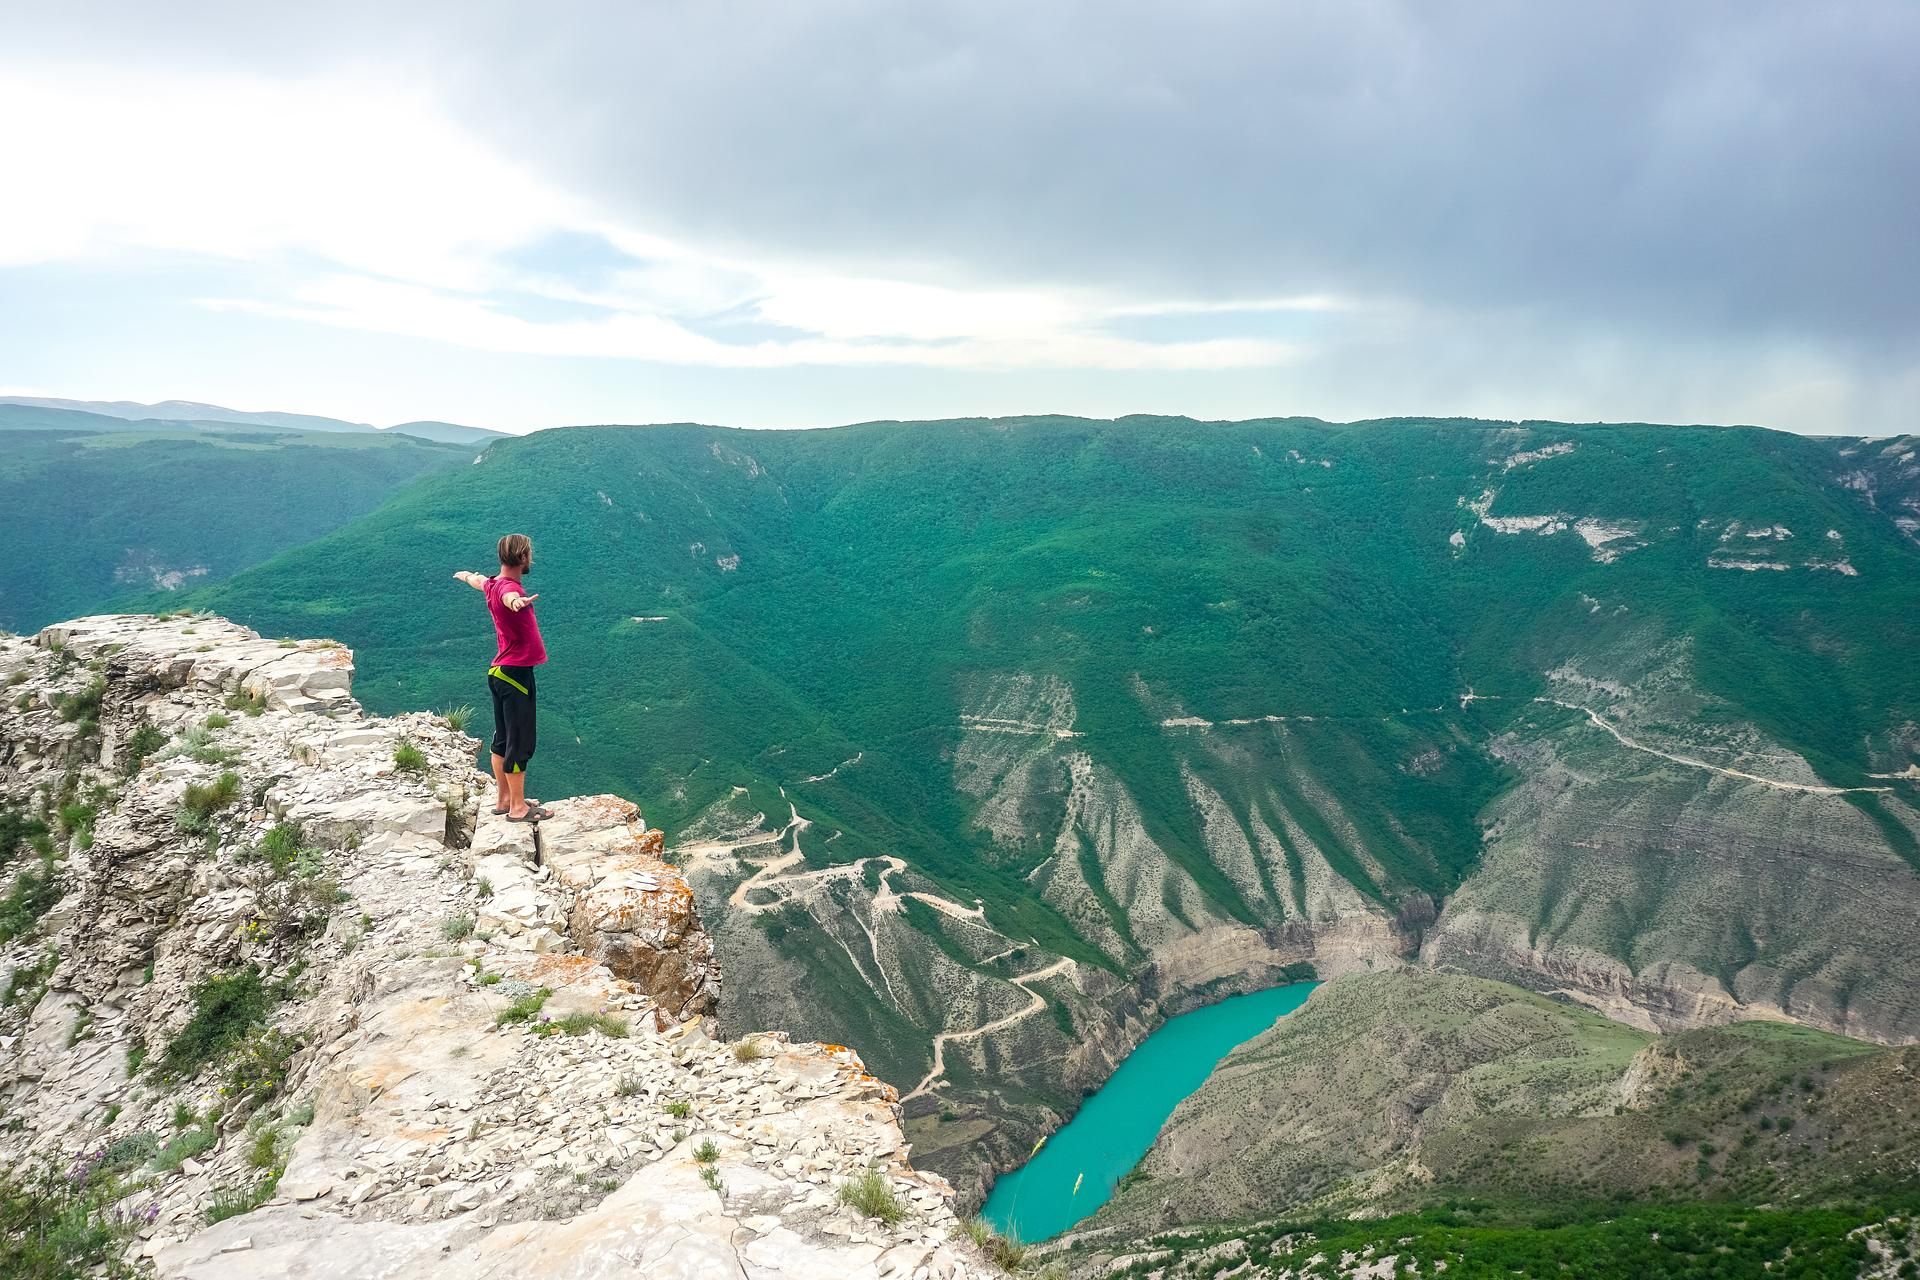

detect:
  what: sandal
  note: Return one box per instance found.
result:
[492,799,540,815]
[507,804,554,824]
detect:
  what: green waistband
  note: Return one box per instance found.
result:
[488,665,530,695]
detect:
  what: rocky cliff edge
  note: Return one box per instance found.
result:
[0,614,990,1279]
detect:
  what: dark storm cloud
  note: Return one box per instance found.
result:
[552,1,1920,338]
[6,0,1916,421]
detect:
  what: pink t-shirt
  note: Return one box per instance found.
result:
[485,575,548,668]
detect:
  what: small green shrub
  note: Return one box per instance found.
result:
[153,1117,219,1171]
[0,807,48,869]
[121,722,168,777]
[963,1218,1028,1270]
[440,912,474,941]
[732,1038,765,1062]
[439,705,475,733]
[55,677,105,729]
[205,1177,275,1224]
[494,988,553,1027]
[836,1169,906,1225]
[203,712,232,730]
[393,741,428,774]
[0,1149,140,1277]
[665,1100,692,1118]
[246,1126,282,1170]
[1,948,57,1007]
[254,822,306,876]
[536,1011,628,1039]
[177,771,242,832]
[694,1139,719,1164]
[55,802,96,852]
[0,858,62,944]
[101,1132,159,1172]
[223,689,267,717]
[160,966,271,1079]
[224,1026,301,1110]
[164,726,236,767]
[699,1164,724,1194]
[984,1233,1029,1271]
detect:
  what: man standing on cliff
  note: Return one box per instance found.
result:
[453,533,551,823]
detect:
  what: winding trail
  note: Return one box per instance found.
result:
[724,802,811,911]
[1539,698,1892,796]
[803,752,863,783]
[702,811,996,1014]
[903,958,1077,1102]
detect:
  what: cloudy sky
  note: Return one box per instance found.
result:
[2,1,1914,434]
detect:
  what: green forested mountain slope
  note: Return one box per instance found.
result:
[188,416,1920,1197]
[2,422,472,631]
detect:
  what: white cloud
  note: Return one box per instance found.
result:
[0,69,571,291]
[0,64,1306,374]
[205,274,1299,370]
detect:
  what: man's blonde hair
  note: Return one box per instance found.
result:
[497,533,532,570]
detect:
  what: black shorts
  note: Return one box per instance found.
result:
[488,665,537,772]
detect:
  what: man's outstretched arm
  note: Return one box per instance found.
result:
[452,571,489,590]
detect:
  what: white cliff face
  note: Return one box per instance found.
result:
[0,614,989,1279]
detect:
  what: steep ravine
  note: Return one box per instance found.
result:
[680,811,1411,1210]
[0,615,997,1278]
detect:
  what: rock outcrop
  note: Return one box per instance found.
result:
[0,615,991,1278]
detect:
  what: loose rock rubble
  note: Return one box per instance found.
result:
[0,614,993,1279]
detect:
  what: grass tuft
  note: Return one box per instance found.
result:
[177,770,242,832]
[536,1010,628,1039]
[837,1169,907,1225]
[224,688,267,717]
[494,987,553,1027]
[122,721,168,776]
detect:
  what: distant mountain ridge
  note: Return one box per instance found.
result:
[0,414,473,631]
[0,395,504,444]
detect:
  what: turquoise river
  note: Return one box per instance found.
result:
[981,980,1319,1242]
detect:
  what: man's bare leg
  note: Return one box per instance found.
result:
[492,753,509,812]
